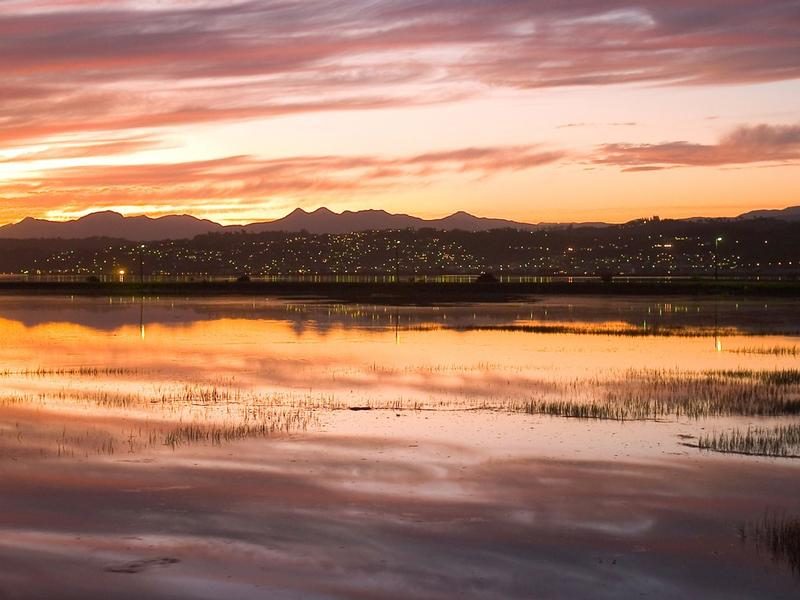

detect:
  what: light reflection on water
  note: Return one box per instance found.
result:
[1,295,800,598]
[1,297,798,386]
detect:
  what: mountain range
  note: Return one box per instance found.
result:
[0,205,797,241]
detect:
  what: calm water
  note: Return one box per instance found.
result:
[1,295,799,599]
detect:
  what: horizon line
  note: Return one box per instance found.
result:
[3,204,797,229]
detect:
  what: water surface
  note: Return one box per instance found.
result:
[1,296,799,598]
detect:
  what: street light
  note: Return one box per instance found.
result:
[139,244,145,284]
[714,236,723,281]
[118,269,126,283]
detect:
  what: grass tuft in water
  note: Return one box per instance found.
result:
[740,513,800,576]
[698,423,800,458]
[730,346,799,357]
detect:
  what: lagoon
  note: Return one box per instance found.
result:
[1,295,799,598]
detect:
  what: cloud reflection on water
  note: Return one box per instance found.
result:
[2,420,800,599]
[1,296,800,598]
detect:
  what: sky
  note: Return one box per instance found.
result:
[0,0,799,226]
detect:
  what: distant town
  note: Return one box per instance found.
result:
[0,216,797,279]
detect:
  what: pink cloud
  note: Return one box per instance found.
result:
[0,1,797,147]
[0,145,564,219]
[594,122,800,170]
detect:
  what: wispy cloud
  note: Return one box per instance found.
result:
[0,145,564,222]
[0,137,161,163]
[594,122,800,170]
[2,1,798,147]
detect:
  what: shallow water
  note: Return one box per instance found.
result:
[0,295,799,598]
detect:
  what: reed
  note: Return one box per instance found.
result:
[698,423,800,458]
[160,410,313,449]
[730,345,799,357]
[5,366,800,422]
[740,513,800,575]
[0,367,141,378]
[411,323,770,338]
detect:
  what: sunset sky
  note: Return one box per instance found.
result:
[1,0,799,225]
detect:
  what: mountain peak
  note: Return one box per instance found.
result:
[243,207,540,235]
[0,211,226,241]
[78,210,125,221]
[2,205,796,241]
[738,205,800,221]
[0,208,561,239]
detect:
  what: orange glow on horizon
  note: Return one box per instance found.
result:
[1,1,798,226]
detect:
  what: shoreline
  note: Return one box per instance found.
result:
[0,279,798,303]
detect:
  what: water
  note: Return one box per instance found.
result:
[0,295,799,598]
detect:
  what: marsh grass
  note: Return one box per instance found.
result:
[0,383,315,456]
[161,410,313,449]
[716,369,800,385]
[15,408,314,456]
[511,369,800,421]
[3,365,800,458]
[740,513,800,575]
[324,368,800,420]
[730,346,799,357]
[3,367,800,425]
[602,369,800,419]
[698,423,800,458]
[413,323,760,338]
[0,367,140,378]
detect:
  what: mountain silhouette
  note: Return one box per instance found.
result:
[244,207,548,234]
[0,205,796,241]
[0,211,225,241]
[737,206,800,221]
[0,208,548,240]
